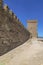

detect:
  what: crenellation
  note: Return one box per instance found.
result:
[3,5,9,12]
[0,0,24,27]
[14,15,17,19]
[9,10,14,16]
[2,3,21,23]
[16,17,19,21]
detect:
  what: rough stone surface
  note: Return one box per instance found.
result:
[0,0,30,56]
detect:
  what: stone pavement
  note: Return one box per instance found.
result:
[0,38,43,65]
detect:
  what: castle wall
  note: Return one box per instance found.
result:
[0,0,30,56]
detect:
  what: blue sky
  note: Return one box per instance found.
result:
[4,0,43,37]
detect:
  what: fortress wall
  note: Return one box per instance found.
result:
[3,5,23,26]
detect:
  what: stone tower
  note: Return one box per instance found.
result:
[27,20,38,37]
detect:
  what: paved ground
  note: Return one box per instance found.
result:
[0,38,43,65]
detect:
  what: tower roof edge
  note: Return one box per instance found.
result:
[27,20,38,23]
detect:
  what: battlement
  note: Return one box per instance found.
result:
[3,5,9,11]
[0,0,22,25]
[27,20,37,23]
[3,5,20,23]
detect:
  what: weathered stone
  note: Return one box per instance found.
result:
[27,20,38,37]
[0,0,30,56]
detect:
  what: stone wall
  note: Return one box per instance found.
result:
[0,1,30,56]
